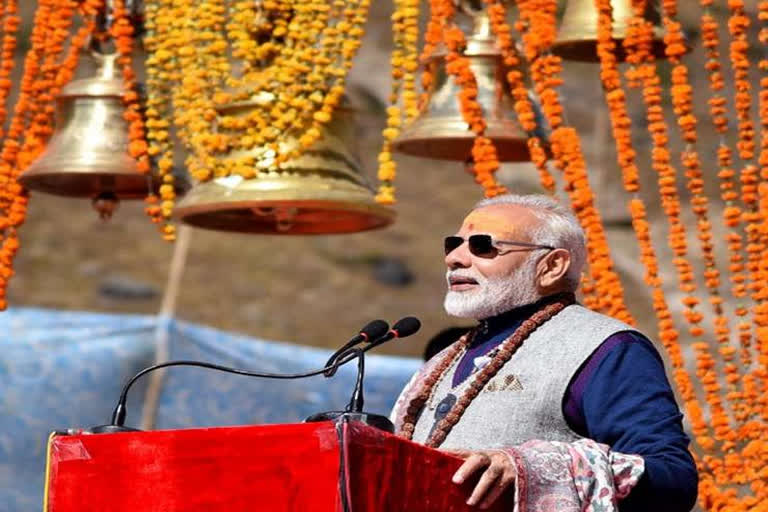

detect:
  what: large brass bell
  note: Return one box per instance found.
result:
[173,96,395,234]
[553,0,667,62]
[392,6,547,162]
[19,51,149,199]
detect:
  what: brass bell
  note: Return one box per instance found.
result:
[19,51,149,199]
[173,96,395,234]
[553,0,667,62]
[392,8,547,162]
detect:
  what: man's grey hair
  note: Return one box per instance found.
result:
[473,194,587,292]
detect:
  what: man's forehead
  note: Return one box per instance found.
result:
[459,208,521,237]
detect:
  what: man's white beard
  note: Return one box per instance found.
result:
[444,258,542,320]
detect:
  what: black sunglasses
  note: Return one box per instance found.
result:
[444,234,555,258]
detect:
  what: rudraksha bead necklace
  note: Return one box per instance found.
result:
[398,294,575,448]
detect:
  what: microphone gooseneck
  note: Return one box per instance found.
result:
[345,348,365,413]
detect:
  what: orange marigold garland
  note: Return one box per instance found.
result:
[376,0,420,204]
[727,0,754,163]
[595,0,699,404]
[662,1,748,441]
[484,0,554,194]
[724,0,758,375]
[665,18,726,325]
[699,0,768,447]
[0,0,19,139]
[111,0,151,177]
[20,0,77,171]
[700,5,748,363]
[142,0,374,216]
[111,0,169,239]
[700,6,763,399]
[389,0,507,200]
[756,0,768,387]
[623,0,735,456]
[515,0,632,323]
[593,0,639,194]
[590,0,704,442]
[442,19,506,197]
[142,0,179,234]
[418,0,446,110]
[0,0,102,308]
[745,0,768,468]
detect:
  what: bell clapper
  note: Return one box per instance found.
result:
[92,191,120,220]
[274,207,298,232]
[463,157,475,175]
[252,206,276,216]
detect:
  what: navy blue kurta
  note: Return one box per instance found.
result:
[449,302,698,512]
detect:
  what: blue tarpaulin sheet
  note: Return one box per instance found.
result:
[0,308,421,511]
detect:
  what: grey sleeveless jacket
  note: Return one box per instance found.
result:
[409,304,636,449]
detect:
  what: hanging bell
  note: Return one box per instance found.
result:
[392,8,547,162]
[552,0,667,62]
[19,51,150,199]
[173,96,395,234]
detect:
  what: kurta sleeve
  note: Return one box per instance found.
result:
[574,333,698,512]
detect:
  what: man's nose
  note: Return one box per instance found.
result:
[445,241,471,269]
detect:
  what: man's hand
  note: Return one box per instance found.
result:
[449,449,517,509]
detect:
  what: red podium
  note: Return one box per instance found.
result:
[44,419,512,511]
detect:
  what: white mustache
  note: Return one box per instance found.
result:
[445,270,486,286]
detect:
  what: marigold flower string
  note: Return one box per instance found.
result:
[699,5,750,373]
[142,0,175,231]
[702,47,749,344]
[515,0,632,323]
[699,0,768,450]
[0,0,19,139]
[591,0,698,424]
[660,2,747,446]
[483,0,554,194]
[376,0,420,204]
[442,16,506,197]
[621,0,735,458]
[754,2,768,402]
[723,0,759,382]
[0,0,101,308]
[143,0,373,218]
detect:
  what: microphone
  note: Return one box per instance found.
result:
[332,316,422,368]
[323,319,389,377]
[366,316,422,350]
[306,316,422,432]
[344,316,421,412]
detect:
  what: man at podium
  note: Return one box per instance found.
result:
[391,195,698,511]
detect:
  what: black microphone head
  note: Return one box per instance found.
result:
[361,319,389,342]
[391,316,421,338]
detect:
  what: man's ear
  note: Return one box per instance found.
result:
[536,249,572,290]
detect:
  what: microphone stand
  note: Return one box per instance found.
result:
[87,320,417,434]
[87,344,392,433]
[347,348,365,413]
[304,348,395,433]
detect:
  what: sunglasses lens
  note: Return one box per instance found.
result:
[468,235,495,256]
[444,236,463,255]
